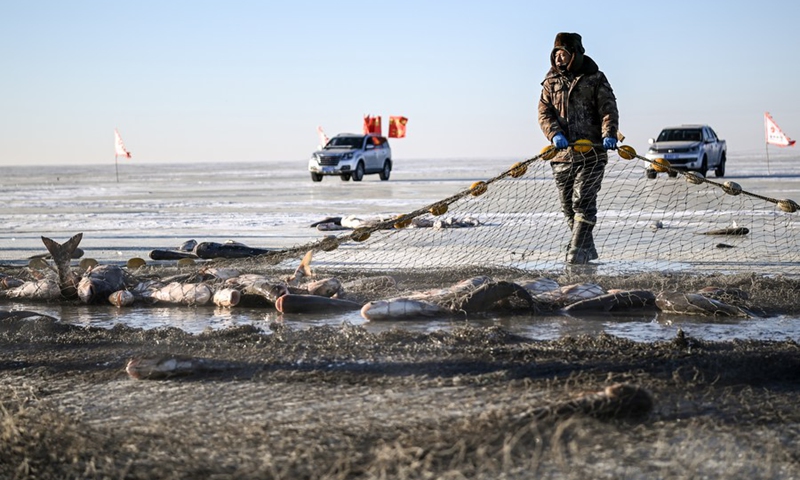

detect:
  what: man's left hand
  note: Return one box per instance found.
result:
[602,137,617,150]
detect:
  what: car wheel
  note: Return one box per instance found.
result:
[379,160,391,181]
[645,169,657,179]
[311,172,323,182]
[340,173,351,181]
[667,170,678,178]
[715,154,726,178]
[698,155,708,177]
[352,162,365,182]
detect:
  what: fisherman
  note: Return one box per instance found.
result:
[538,32,620,264]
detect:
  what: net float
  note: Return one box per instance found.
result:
[572,139,593,153]
[617,145,636,160]
[470,181,487,197]
[351,229,371,242]
[652,158,670,173]
[429,203,448,216]
[540,145,557,160]
[509,162,527,178]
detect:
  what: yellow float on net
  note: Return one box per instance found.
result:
[540,145,557,160]
[79,258,98,270]
[177,258,196,267]
[28,257,48,270]
[393,215,412,229]
[509,162,527,178]
[126,257,146,269]
[652,158,671,173]
[429,203,448,216]
[778,199,799,213]
[684,171,704,185]
[470,181,488,196]
[617,145,636,160]
[572,139,593,153]
[320,235,339,251]
[351,228,371,242]
[722,181,742,196]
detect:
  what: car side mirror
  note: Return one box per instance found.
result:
[648,138,655,145]
[366,144,374,150]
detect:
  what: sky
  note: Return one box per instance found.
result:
[2,0,799,166]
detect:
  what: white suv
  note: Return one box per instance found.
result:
[308,133,392,182]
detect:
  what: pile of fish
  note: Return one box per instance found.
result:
[311,215,482,231]
[0,233,758,320]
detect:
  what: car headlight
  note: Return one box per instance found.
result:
[343,152,354,160]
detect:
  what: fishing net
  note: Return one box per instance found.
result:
[227,144,800,281]
[3,143,799,312]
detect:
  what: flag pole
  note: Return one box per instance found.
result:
[115,155,119,183]
[765,143,771,175]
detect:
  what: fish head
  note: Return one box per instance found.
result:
[77,278,97,303]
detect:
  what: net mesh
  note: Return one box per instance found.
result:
[226,145,800,280]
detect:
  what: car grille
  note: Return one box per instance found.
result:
[651,147,693,154]
[318,156,339,166]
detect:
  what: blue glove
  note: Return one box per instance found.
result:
[602,137,617,150]
[552,133,568,149]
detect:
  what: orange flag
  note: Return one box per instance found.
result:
[765,112,795,147]
[388,116,408,138]
[114,129,132,158]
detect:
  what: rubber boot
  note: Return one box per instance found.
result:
[567,216,597,264]
[563,218,575,255]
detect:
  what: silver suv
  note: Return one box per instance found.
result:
[308,133,392,182]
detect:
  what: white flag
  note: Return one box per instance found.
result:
[317,126,329,148]
[765,112,795,147]
[114,129,132,158]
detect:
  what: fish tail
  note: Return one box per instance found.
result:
[299,250,313,277]
[41,233,83,267]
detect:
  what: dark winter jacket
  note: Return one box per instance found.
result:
[538,34,619,162]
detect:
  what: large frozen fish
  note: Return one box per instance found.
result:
[361,276,521,320]
[655,291,750,317]
[361,297,445,321]
[304,277,342,298]
[77,264,128,304]
[275,294,362,314]
[4,278,61,301]
[145,282,213,306]
[212,288,241,307]
[534,283,606,308]
[126,355,235,380]
[41,233,83,298]
[563,290,656,313]
[194,241,274,259]
[450,280,537,314]
[109,289,136,307]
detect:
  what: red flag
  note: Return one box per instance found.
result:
[388,116,408,138]
[765,112,795,147]
[363,115,382,135]
[114,129,132,158]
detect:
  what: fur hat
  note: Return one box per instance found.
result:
[551,32,585,73]
[553,32,584,55]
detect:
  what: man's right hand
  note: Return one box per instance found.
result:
[552,133,568,149]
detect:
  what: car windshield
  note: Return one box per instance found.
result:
[326,136,363,149]
[657,129,703,142]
